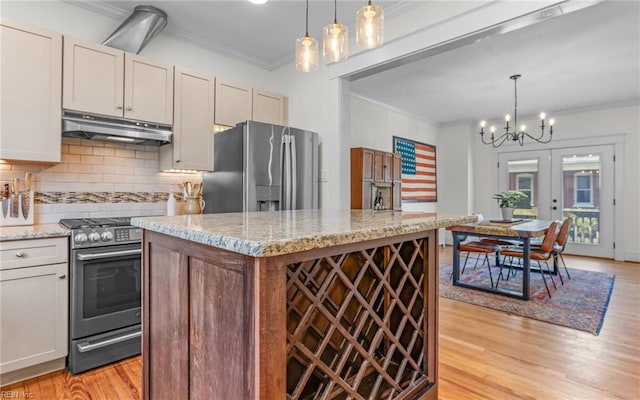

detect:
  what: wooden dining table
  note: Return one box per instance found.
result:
[447,219,555,300]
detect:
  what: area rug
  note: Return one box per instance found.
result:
[439,262,615,335]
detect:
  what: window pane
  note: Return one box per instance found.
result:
[508,161,537,219]
[562,154,601,245]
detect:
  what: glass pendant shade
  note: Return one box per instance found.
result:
[295,34,319,72]
[323,22,348,62]
[356,1,384,49]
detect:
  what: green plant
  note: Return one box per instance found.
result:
[493,190,528,208]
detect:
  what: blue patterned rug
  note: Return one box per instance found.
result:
[439,262,615,335]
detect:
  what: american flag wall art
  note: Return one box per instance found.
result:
[393,136,437,202]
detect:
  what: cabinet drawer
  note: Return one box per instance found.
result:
[0,238,68,270]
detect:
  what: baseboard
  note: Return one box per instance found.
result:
[0,358,65,387]
[624,250,640,263]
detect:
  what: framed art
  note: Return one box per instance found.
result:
[393,136,437,202]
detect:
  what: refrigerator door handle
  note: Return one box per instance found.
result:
[281,135,291,210]
[290,135,297,210]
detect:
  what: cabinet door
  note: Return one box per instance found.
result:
[0,20,62,163]
[215,80,252,128]
[252,90,286,125]
[0,263,68,374]
[124,53,174,125]
[63,37,124,117]
[373,152,385,183]
[383,153,393,183]
[362,149,374,181]
[167,67,214,171]
[393,153,402,181]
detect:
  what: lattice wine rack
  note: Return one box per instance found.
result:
[286,238,432,399]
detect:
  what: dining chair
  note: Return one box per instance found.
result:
[499,221,559,298]
[457,240,499,288]
[536,218,572,283]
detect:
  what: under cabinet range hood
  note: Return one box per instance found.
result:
[62,111,172,146]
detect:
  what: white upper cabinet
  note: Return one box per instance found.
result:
[0,19,62,163]
[161,67,214,171]
[252,90,288,126]
[214,79,252,128]
[124,53,174,125]
[63,37,173,125]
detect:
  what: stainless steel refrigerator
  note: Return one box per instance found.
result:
[202,121,319,213]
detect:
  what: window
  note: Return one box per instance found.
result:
[574,173,593,207]
[515,173,534,206]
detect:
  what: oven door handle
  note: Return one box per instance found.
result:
[77,248,142,261]
[76,330,142,353]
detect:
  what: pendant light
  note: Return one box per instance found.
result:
[295,0,318,72]
[356,0,384,49]
[323,0,348,62]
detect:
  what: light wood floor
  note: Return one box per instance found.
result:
[2,247,639,399]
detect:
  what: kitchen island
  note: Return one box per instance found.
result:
[132,210,475,400]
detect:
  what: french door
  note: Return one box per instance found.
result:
[498,145,614,258]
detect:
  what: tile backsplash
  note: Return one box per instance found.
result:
[0,138,202,224]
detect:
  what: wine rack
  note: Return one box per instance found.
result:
[286,238,431,399]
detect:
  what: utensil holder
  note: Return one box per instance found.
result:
[0,190,34,226]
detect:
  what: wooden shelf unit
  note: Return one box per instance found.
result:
[351,148,402,211]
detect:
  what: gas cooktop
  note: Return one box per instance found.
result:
[59,217,133,229]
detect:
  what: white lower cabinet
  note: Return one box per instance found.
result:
[0,237,68,385]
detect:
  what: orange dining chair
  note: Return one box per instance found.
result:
[499,221,559,298]
[532,218,572,284]
[457,240,499,288]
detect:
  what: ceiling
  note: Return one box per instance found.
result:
[68,0,639,125]
[67,0,421,69]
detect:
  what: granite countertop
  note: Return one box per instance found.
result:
[132,209,476,257]
[0,224,70,241]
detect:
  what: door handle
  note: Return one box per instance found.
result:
[77,330,141,353]
[77,248,141,261]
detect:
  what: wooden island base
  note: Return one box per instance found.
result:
[142,229,439,400]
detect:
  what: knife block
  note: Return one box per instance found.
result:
[0,190,34,227]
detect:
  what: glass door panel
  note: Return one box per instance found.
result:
[498,150,550,220]
[552,146,614,258]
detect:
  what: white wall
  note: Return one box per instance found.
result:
[469,104,640,261]
[349,95,439,212]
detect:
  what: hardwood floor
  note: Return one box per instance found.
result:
[2,247,638,399]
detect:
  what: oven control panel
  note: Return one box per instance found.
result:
[115,227,142,242]
[71,227,142,248]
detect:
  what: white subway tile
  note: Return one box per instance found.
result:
[126,144,147,151]
[104,142,126,149]
[93,147,115,156]
[61,138,83,145]
[67,183,92,191]
[92,165,115,174]
[91,183,115,191]
[80,155,104,165]
[113,183,137,192]
[115,149,136,158]
[61,154,82,164]
[144,159,160,168]
[67,164,90,173]
[124,158,145,167]
[69,145,93,155]
[39,182,69,192]
[135,150,155,160]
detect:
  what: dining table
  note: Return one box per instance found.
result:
[447,219,556,300]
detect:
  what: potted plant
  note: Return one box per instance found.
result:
[493,190,528,220]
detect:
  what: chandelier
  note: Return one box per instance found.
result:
[479,74,554,147]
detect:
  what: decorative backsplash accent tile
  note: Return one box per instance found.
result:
[35,191,182,204]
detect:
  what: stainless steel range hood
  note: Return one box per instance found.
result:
[102,5,167,54]
[62,111,172,146]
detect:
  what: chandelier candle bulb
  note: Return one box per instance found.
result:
[505,114,511,122]
[540,112,546,120]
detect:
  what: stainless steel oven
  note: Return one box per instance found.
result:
[60,218,142,374]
